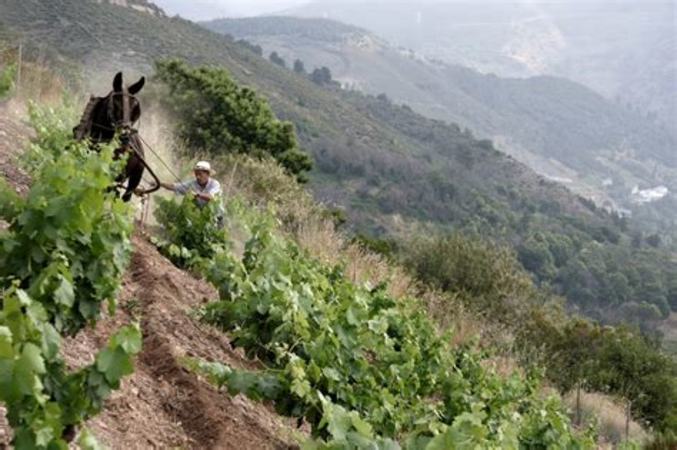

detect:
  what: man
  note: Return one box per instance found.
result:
[160,160,224,226]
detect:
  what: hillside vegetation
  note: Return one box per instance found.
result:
[150,60,677,438]
[203,16,677,243]
[0,65,589,449]
[0,41,675,449]
[3,0,675,335]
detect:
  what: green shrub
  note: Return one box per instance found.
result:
[405,232,677,433]
[0,63,16,99]
[153,195,229,269]
[405,233,537,319]
[154,59,313,182]
[1,125,132,336]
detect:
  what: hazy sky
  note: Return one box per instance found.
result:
[153,0,675,20]
[152,0,311,20]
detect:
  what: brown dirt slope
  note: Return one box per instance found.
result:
[0,106,299,449]
[76,235,297,450]
[0,102,31,195]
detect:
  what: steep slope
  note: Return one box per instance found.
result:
[0,104,298,449]
[203,16,677,227]
[2,0,676,332]
[0,0,608,231]
[78,235,296,449]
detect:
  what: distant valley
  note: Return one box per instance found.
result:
[285,0,677,135]
[203,15,677,241]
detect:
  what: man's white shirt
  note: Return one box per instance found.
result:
[174,178,224,215]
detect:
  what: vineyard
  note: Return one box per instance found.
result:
[0,24,670,444]
[0,92,658,449]
[154,198,595,449]
[0,101,298,448]
[0,105,139,448]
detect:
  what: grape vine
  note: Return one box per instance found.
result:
[157,199,594,449]
[0,103,140,448]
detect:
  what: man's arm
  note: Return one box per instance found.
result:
[160,181,176,191]
[194,191,213,201]
[195,180,222,202]
[162,181,194,195]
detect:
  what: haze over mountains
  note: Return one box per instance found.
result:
[203,14,677,239]
[285,0,677,134]
[153,0,310,20]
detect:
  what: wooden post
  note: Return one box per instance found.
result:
[36,44,45,97]
[575,381,581,426]
[625,399,631,443]
[15,42,22,95]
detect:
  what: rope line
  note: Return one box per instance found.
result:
[82,111,193,192]
[87,121,184,185]
[136,133,184,184]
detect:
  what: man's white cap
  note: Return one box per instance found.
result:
[194,161,213,173]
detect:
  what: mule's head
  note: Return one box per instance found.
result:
[107,72,145,136]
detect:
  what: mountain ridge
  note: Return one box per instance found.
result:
[203,14,677,237]
[2,0,677,335]
[285,0,677,133]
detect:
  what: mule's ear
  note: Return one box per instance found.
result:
[128,76,145,95]
[113,72,123,92]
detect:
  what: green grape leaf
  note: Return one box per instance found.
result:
[110,325,142,354]
[21,343,46,374]
[96,347,134,384]
[0,326,13,358]
[77,427,104,450]
[53,275,75,307]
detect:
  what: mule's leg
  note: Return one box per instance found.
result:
[122,160,144,202]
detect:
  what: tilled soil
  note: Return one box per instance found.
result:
[0,107,300,449]
[0,102,31,195]
[1,234,300,450]
[86,236,298,450]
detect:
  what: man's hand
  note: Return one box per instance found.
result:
[194,192,213,202]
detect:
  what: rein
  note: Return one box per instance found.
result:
[107,88,135,130]
[123,130,161,196]
[96,90,161,196]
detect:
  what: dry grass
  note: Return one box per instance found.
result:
[204,152,412,297]
[562,390,649,446]
[296,217,414,298]
[201,149,502,352]
[10,61,66,105]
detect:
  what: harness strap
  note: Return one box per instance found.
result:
[122,87,130,125]
[74,95,100,141]
[107,88,133,128]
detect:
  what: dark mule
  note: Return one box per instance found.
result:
[74,72,146,201]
